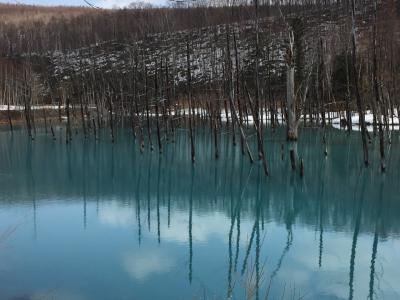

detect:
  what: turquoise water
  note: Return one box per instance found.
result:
[0,126,399,300]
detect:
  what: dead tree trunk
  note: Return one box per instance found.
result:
[350,0,369,165]
[245,86,269,175]
[80,91,87,138]
[186,38,195,163]
[107,87,115,143]
[345,46,353,133]
[66,95,72,144]
[6,85,13,132]
[372,0,385,171]
[286,29,298,141]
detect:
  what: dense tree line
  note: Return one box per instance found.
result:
[1,0,390,55]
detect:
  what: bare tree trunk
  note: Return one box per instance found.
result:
[80,92,87,138]
[154,64,162,154]
[186,38,195,163]
[43,108,48,134]
[372,0,385,171]
[66,95,72,144]
[144,69,153,151]
[351,0,369,165]
[6,86,13,132]
[107,88,115,143]
[345,46,353,133]
[230,98,254,164]
[233,29,245,155]
[245,86,269,175]
[286,31,298,141]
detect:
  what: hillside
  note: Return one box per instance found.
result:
[0,1,399,140]
[0,3,94,25]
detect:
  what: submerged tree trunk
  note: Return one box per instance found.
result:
[186,38,195,163]
[286,30,298,141]
[66,96,72,143]
[345,47,353,133]
[7,92,13,132]
[350,0,369,165]
[372,0,385,172]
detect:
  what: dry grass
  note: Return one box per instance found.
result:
[0,3,97,25]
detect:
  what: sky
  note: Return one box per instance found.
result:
[0,0,167,9]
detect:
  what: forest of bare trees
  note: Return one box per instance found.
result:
[0,0,399,172]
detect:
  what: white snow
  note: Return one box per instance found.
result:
[0,105,64,111]
[331,111,399,132]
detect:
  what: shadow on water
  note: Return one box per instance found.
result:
[0,126,400,299]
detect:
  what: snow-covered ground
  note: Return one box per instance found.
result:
[2,104,398,131]
[219,109,284,125]
[331,111,399,132]
[0,105,63,111]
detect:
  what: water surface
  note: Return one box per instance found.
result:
[0,127,399,300]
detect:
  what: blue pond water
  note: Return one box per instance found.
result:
[0,126,399,300]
